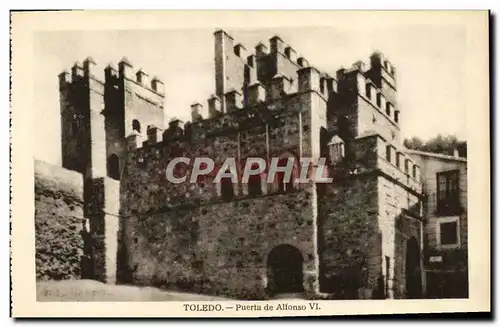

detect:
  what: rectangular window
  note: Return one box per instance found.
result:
[404,159,409,173]
[385,145,392,162]
[436,170,460,215]
[437,217,460,248]
[440,221,458,245]
[376,93,382,107]
[320,78,326,94]
[386,102,391,116]
[365,84,372,99]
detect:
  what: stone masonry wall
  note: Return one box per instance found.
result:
[317,175,381,298]
[121,188,316,299]
[34,160,86,280]
[121,92,316,213]
[377,175,422,299]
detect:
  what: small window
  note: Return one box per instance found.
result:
[365,84,372,99]
[386,102,391,116]
[221,170,235,201]
[437,170,460,215]
[404,159,409,173]
[385,145,392,162]
[376,93,382,107]
[394,110,400,123]
[412,165,418,178]
[395,153,400,168]
[107,154,120,180]
[248,163,262,196]
[438,219,459,247]
[320,78,326,95]
[132,119,141,133]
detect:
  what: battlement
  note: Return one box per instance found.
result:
[366,51,397,93]
[264,35,307,69]
[370,51,396,77]
[214,30,316,100]
[117,57,165,97]
[124,89,311,156]
[58,57,105,87]
[337,61,400,126]
[59,57,165,98]
[349,133,422,190]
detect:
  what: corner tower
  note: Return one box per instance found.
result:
[332,53,401,144]
[59,57,105,177]
[103,58,165,181]
[59,57,165,181]
[58,57,166,284]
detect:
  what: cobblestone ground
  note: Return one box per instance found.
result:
[36,280,229,301]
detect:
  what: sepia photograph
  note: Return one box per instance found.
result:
[10,10,490,317]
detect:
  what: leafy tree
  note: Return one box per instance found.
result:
[404,134,467,158]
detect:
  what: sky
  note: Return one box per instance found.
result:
[34,24,468,166]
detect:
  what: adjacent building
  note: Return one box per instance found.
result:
[408,150,468,298]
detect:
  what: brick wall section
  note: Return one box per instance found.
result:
[34,160,86,280]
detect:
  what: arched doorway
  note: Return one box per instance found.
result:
[248,162,262,196]
[405,237,422,298]
[267,244,304,294]
[220,176,234,201]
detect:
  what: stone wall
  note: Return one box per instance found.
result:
[120,188,316,299]
[317,175,380,298]
[377,176,422,299]
[121,92,317,212]
[34,160,86,280]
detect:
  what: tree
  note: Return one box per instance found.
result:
[404,134,467,158]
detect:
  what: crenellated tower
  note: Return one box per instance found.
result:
[59,57,165,181]
[330,53,401,145]
[58,57,165,283]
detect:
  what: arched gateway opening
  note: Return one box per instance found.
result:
[267,244,304,294]
[405,237,423,298]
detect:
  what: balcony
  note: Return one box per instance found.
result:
[425,192,463,217]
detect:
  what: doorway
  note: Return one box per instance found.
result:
[405,237,423,298]
[267,244,304,294]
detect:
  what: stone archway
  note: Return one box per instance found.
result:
[405,237,422,298]
[267,244,304,294]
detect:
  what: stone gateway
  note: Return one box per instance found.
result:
[36,29,435,300]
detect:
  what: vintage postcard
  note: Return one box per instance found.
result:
[10,10,490,317]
